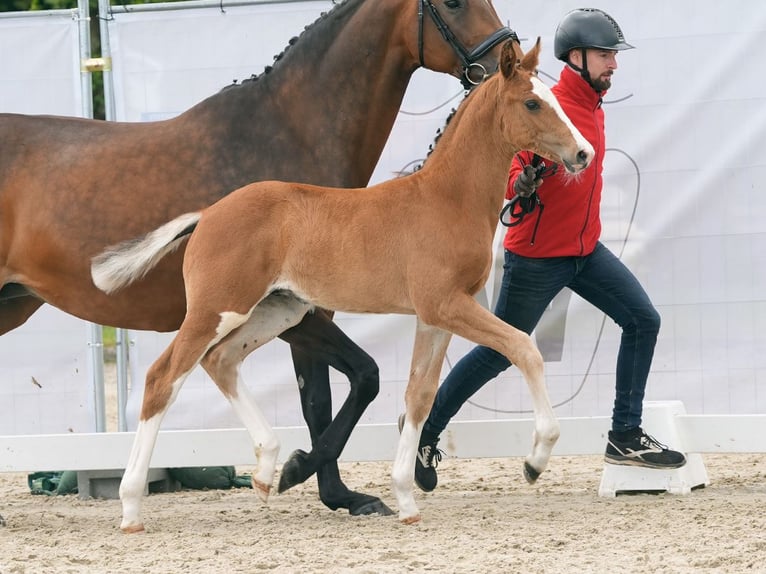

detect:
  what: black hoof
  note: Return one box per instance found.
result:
[0,513,5,527]
[523,461,541,484]
[349,496,394,517]
[278,449,314,493]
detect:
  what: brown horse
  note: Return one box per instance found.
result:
[0,0,514,523]
[91,39,594,531]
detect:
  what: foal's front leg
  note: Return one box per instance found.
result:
[432,293,559,482]
[392,320,452,524]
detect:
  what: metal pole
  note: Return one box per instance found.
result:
[98,0,116,123]
[77,0,107,433]
[98,0,130,432]
[115,328,130,432]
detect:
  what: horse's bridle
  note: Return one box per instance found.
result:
[418,0,518,89]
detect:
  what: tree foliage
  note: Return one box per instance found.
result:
[1,0,78,11]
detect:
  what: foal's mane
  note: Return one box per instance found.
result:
[410,41,526,174]
[410,97,467,174]
[220,0,358,91]
[411,70,498,173]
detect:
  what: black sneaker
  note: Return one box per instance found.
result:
[605,428,687,469]
[397,414,443,492]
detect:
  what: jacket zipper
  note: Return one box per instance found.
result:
[577,98,603,255]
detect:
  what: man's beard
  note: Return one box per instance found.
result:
[591,74,612,92]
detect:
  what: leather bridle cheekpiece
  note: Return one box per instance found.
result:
[418,0,519,88]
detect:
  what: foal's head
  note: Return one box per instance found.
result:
[496,39,594,173]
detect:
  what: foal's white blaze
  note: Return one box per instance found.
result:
[530,76,594,163]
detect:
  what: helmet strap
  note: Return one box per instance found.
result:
[568,48,600,92]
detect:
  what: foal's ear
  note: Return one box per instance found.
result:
[499,40,519,79]
[520,37,541,73]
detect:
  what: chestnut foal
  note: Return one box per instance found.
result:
[92,39,593,530]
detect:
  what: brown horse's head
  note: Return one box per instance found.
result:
[497,39,594,173]
[413,0,517,88]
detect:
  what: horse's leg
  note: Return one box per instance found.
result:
[392,320,452,524]
[199,357,280,501]
[120,309,245,533]
[426,293,559,483]
[278,310,392,516]
[0,293,43,335]
[199,294,316,500]
[0,294,43,527]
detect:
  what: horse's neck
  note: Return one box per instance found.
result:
[418,86,513,218]
[187,0,415,189]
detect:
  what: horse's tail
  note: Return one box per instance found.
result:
[91,212,202,294]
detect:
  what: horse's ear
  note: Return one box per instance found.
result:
[499,40,518,80]
[519,37,541,73]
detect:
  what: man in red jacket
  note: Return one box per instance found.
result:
[407,8,687,492]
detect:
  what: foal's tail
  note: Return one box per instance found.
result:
[91,212,201,294]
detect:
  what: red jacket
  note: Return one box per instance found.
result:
[504,65,606,257]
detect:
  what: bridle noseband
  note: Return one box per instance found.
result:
[418,0,518,89]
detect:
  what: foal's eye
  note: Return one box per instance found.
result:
[524,100,541,111]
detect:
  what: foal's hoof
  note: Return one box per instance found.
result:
[523,461,541,484]
[278,449,314,493]
[252,478,272,502]
[400,514,422,525]
[349,496,394,517]
[120,523,145,534]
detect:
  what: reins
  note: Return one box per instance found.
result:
[417,0,518,88]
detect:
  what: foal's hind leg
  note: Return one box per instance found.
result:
[200,293,315,500]
[392,320,452,524]
[120,309,248,533]
[278,310,392,516]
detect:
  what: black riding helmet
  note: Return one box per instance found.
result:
[554,8,634,90]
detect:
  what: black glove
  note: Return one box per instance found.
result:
[513,164,543,198]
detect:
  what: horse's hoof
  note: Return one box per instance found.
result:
[400,514,422,525]
[0,513,6,527]
[252,478,272,502]
[120,523,145,534]
[523,461,541,484]
[278,449,313,493]
[349,497,394,517]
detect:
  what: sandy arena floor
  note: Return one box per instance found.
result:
[1,364,764,573]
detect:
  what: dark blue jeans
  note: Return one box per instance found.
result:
[424,242,661,436]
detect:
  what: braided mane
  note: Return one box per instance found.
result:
[221,0,355,91]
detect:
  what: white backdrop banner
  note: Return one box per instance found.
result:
[0,10,96,435]
[0,11,83,114]
[104,0,765,432]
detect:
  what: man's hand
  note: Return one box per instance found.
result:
[513,164,543,197]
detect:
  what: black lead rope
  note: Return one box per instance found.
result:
[500,155,558,245]
[500,155,544,226]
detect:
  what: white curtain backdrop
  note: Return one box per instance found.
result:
[0,10,95,435]
[101,0,766,432]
